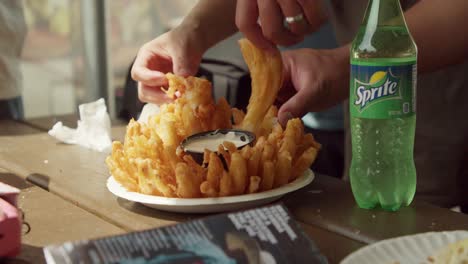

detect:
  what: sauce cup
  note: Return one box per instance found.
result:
[180,129,256,166]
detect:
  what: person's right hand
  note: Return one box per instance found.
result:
[131,27,205,104]
[235,0,326,51]
[276,46,350,126]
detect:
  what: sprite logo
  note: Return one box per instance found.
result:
[354,70,401,111]
[350,63,415,119]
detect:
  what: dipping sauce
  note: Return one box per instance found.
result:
[181,130,255,153]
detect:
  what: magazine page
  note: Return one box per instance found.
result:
[44,203,327,264]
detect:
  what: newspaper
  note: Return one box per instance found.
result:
[44,203,327,264]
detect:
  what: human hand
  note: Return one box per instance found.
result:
[131,26,205,104]
[277,46,350,126]
[235,0,326,51]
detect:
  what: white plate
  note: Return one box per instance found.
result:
[341,230,468,264]
[107,169,314,213]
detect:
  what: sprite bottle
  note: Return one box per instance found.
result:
[349,0,417,211]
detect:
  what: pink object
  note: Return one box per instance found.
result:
[0,182,21,257]
[0,182,20,207]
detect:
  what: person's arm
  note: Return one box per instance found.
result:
[180,0,238,52]
[269,0,468,125]
[236,0,328,51]
[131,0,237,104]
[405,0,468,73]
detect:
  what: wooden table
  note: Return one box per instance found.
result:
[0,168,124,264]
[1,118,467,263]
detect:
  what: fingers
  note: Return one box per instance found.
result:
[238,0,316,49]
[278,47,350,126]
[277,50,311,126]
[132,47,198,86]
[277,0,309,36]
[257,0,302,46]
[138,83,173,104]
[236,0,325,51]
[277,89,312,127]
[297,0,327,32]
[275,82,296,105]
[132,67,168,87]
[132,48,169,86]
[133,48,172,104]
[131,32,203,105]
[236,0,277,51]
[275,51,296,105]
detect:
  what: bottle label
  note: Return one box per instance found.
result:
[350,61,416,119]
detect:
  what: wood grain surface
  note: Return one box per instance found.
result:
[2,120,468,263]
[1,169,124,264]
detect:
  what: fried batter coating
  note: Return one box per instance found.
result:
[106,40,320,198]
[238,38,283,136]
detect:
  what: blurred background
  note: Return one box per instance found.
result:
[20,0,336,120]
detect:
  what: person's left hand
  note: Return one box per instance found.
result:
[235,0,326,51]
[276,46,350,126]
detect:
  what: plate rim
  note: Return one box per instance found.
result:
[341,230,468,264]
[107,169,314,206]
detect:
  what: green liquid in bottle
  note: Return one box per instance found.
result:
[349,0,418,211]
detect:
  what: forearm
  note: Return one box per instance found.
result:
[179,0,238,52]
[405,0,468,73]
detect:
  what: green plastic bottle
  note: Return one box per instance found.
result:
[349,0,417,211]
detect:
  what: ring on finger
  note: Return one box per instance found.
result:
[284,13,305,24]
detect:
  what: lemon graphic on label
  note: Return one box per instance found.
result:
[370,71,387,85]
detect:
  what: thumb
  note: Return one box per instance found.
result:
[277,89,311,127]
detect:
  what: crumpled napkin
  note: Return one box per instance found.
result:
[137,103,160,124]
[48,98,112,153]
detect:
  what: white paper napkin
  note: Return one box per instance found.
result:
[137,103,160,124]
[48,98,112,153]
